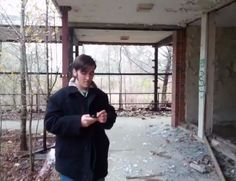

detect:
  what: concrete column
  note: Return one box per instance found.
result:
[172,29,186,127]
[205,12,216,135]
[60,6,71,87]
[198,13,208,139]
[0,41,2,72]
[0,41,2,59]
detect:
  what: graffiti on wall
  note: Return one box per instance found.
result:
[199,58,206,98]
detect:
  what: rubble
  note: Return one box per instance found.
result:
[208,136,236,180]
[213,149,236,180]
[106,116,219,181]
[189,161,209,173]
[150,150,171,159]
[36,149,55,180]
[126,173,163,180]
[117,109,171,118]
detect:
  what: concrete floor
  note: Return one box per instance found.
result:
[2,116,220,181]
[106,116,219,181]
[1,119,44,133]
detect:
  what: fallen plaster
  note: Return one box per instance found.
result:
[106,116,219,181]
[181,123,236,180]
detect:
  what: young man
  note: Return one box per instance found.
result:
[45,54,117,181]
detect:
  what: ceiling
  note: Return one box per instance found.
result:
[75,29,173,45]
[1,0,235,44]
[190,1,236,27]
[52,0,236,45]
[54,0,235,25]
[215,1,236,27]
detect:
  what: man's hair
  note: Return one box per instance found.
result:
[72,54,96,71]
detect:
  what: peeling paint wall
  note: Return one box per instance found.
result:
[185,26,236,125]
[185,26,201,124]
[214,27,236,124]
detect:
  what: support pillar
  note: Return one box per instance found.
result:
[205,12,216,135]
[75,45,79,57]
[0,41,2,63]
[172,29,186,127]
[153,46,159,111]
[60,6,71,87]
[68,27,74,79]
[198,13,208,139]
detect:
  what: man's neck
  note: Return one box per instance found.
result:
[75,79,88,92]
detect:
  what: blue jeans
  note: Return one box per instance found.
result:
[60,174,105,181]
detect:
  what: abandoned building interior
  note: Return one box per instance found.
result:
[51,0,236,148]
[0,0,236,180]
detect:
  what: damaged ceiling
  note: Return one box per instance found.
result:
[51,0,236,44]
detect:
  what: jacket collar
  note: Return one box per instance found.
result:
[68,86,97,105]
[68,86,80,95]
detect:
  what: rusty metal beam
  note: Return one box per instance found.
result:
[172,29,186,127]
[0,71,172,76]
[0,25,62,43]
[70,22,183,31]
[60,6,71,87]
[0,24,61,29]
[156,35,173,47]
[78,41,154,46]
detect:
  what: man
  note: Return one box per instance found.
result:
[45,54,117,181]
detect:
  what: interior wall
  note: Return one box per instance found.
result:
[214,27,236,124]
[185,26,200,124]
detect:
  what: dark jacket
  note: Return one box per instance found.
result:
[45,86,116,180]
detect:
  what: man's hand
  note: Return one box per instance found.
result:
[96,110,107,123]
[81,114,97,127]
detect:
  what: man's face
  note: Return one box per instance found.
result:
[73,65,95,90]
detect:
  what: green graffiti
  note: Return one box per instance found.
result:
[199,59,206,98]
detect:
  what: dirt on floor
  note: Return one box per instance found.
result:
[107,117,220,181]
[0,130,56,181]
[1,114,235,181]
[1,108,171,121]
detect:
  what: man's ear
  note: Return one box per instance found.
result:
[72,69,77,77]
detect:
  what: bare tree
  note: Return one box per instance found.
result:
[0,1,28,150]
[25,51,34,171]
[0,0,60,152]
[0,0,31,151]
[159,46,172,104]
[43,0,50,151]
[122,46,153,107]
[19,0,28,151]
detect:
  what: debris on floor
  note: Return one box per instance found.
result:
[126,173,163,180]
[150,150,171,159]
[117,109,171,118]
[180,123,236,180]
[106,116,220,181]
[213,147,236,180]
[2,116,235,180]
[189,161,210,174]
[36,148,56,180]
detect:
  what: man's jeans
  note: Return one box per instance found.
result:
[60,174,105,181]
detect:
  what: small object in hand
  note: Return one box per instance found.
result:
[90,114,97,118]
